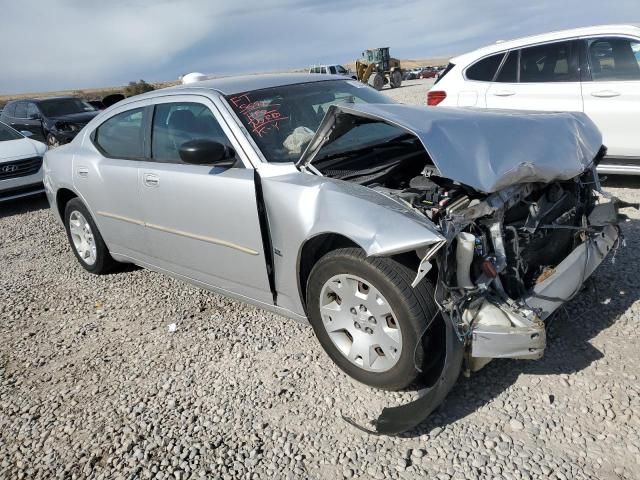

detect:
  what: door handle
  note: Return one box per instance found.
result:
[591,90,621,98]
[492,90,515,97]
[76,167,89,178]
[143,173,159,187]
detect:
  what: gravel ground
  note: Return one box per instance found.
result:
[1,79,639,480]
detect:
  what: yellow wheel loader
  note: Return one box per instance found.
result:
[355,47,403,90]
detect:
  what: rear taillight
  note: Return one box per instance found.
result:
[427,90,447,106]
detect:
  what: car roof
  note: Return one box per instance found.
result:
[135,73,343,102]
[451,24,640,65]
[6,96,81,104]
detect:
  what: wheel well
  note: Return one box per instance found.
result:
[297,234,439,313]
[298,233,361,312]
[56,188,77,220]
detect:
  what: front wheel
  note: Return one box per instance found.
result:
[368,72,385,91]
[306,248,446,391]
[64,198,117,274]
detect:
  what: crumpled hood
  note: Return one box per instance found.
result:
[49,111,99,124]
[298,103,603,193]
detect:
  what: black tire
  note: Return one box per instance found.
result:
[46,133,60,148]
[306,248,446,391]
[389,70,402,88]
[64,198,117,274]
[368,72,385,91]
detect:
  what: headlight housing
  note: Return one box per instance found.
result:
[54,122,79,132]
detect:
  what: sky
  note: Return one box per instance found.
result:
[2,0,638,94]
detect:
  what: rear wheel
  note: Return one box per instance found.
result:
[64,198,117,274]
[389,70,402,88]
[306,248,446,391]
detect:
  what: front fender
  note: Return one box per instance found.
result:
[261,171,444,316]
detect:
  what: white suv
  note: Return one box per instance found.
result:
[430,24,640,174]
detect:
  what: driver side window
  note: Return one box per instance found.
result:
[151,102,232,163]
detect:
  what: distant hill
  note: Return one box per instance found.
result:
[0,57,451,104]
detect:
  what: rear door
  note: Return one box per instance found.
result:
[137,95,272,304]
[580,36,640,159]
[457,52,504,107]
[11,102,29,132]
[486,40,583,112]
[76,104,148,258]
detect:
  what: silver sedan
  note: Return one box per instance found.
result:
[44,74,621,433]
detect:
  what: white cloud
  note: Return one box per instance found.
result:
[1,0,638,94]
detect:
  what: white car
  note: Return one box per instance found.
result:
[430,24,640,174]
[0,122,47,201]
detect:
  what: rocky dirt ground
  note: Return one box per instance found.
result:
[1,79,639,480]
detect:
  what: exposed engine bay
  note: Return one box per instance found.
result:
[314,136,621,372]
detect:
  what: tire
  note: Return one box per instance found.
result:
[64,198,117,274]
[46,133,60,148]
[306,248,446,391]
[368,72,385,91]
[389,70,402,88]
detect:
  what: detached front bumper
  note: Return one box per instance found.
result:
[470,203,619,365]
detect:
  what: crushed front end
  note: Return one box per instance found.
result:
[299,103,624,434]
[403,166,621,372]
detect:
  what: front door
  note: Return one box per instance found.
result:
[24,103,45,141]
[486,40,583,113]
[138,97,272,304]
[581,36,640,159]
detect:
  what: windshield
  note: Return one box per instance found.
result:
[0,122,23,141]
[38,98,96,117]
[226,79,396,163]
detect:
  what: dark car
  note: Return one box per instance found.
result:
[418,68,437,79]
[0,97,99,147]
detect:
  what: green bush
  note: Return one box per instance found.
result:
[124,80,155,97]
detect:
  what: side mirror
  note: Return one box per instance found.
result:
[179,139,237,167]
[20,130,34,138]
[28,113,41,120]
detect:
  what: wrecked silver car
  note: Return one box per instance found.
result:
[43,74,622,434]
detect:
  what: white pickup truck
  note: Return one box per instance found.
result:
[308,64,356,78]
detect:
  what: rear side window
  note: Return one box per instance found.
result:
[496,51,518,82]
[465,53,505,81]
[588,37,640,81]
[519,41,577,82]
[320,67,327,74]
[434,63,455,84]
[94,107,146,159]
[14,102,27,119]
[3,103,16,117]
[151,102,231,163]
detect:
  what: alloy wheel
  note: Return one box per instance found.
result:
[68,210,97,265]
[319,274,402,372]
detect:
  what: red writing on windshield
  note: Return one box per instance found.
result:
[230,93,288,138]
